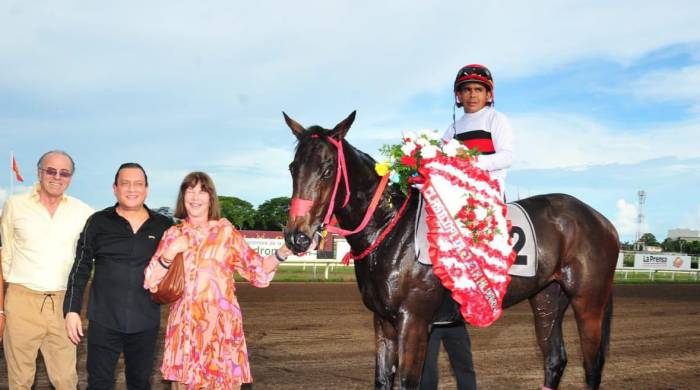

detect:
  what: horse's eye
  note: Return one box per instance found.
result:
[289,162,297,175]
[321,167,333,179]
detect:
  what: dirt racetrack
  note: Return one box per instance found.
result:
[1,283,699,389]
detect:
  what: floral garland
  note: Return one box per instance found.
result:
[376,130,515,326]
[376,130,479,195]
[375,129,502,248]
[457,195,501,244]
[420,156,515,327]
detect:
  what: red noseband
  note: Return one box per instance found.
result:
[290,198,313,217]
[288,135,388,237]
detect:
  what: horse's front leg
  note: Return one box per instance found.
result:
[396,312,430,390]
[374,314,399,390]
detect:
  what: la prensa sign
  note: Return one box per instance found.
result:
[634,254,691,270]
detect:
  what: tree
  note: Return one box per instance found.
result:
[639,233,659,247]
[219,196,256,229]
[684,240,700,255]
[661,238,678,252]
[254,196,291,230]
[619,241,634,251]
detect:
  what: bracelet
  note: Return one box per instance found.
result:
[274,249,287,263]
[158,256,172,269]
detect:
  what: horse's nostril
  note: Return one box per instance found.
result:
[293,232,311,251]
[294,232,311,248]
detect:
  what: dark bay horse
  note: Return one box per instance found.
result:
[283,112,618,390]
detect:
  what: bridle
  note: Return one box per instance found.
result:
[289,134,413,264]
[290,134,389,238]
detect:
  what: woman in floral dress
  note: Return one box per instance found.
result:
[144,172,292,389]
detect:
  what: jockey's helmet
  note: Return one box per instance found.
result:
[454,64,494,107]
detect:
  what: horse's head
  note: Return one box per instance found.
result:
[283,111,356,254]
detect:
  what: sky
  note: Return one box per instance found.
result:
[1,0,699,243]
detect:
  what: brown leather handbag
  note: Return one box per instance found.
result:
[151,252,185,304]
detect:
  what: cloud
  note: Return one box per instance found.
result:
[626,64,700,103]
[2,1,700,118]
[510,113,700,170]
[203,147,295,205]
[614,198,646,238]
[2,0,700,243]
[680,204,700,230]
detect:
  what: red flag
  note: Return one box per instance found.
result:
[12,155,24,183]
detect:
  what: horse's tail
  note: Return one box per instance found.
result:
[596,293,613,368]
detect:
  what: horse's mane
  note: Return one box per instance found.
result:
[297,126,328,139]
[293,126,329,152]
[294,126,376,167]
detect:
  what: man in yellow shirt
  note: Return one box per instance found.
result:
[1,150,93,389]
[0,250,5,342]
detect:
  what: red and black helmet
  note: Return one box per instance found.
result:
[453,64,494,108]
[454,64,494,92]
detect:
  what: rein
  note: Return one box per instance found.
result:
[290,135,409,261]
[341,191,412,265]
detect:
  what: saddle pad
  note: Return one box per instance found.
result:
[507,203,537,277]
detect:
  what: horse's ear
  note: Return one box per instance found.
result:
[332,110,356,139]
[283,112,306,140]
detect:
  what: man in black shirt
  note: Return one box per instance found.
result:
[64,163,172,390]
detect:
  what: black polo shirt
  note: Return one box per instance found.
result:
[64,204,173,333]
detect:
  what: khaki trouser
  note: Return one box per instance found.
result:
[3,283,78,390]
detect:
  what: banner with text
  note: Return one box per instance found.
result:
[633,254,691,270]
[243,237,316,260]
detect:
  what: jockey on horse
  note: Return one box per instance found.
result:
[417,64,514,390]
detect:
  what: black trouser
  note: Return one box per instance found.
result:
[87,321,159,390]
[420,322,477,390]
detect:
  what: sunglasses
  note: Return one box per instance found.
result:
[40,167,73,178]
[459,66,492,80]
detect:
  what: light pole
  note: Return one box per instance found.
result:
[679,239,685,254]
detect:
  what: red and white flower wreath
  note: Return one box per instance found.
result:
[379,131,515,327]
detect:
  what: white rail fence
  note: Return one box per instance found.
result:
[245,235,699,281]
[615,268,700,281]
[278,261,700,281]
[278,257,352,279]
[244,236,353,279]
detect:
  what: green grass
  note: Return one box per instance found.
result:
[614,270,700,284]
[235,265,357,282]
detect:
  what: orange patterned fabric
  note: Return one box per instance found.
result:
[144,218,274,389]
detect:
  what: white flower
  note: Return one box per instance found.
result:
[402,130,417,142]
[415,137,429,147]
[401,142,416,155]
[418,129,430,138]
[422,144,439,159]
[427,130,442,141]
[474,207,487,220]
[446,138,461,149]
[442,140,460,157]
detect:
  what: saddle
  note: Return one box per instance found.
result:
[506,202,538,277]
